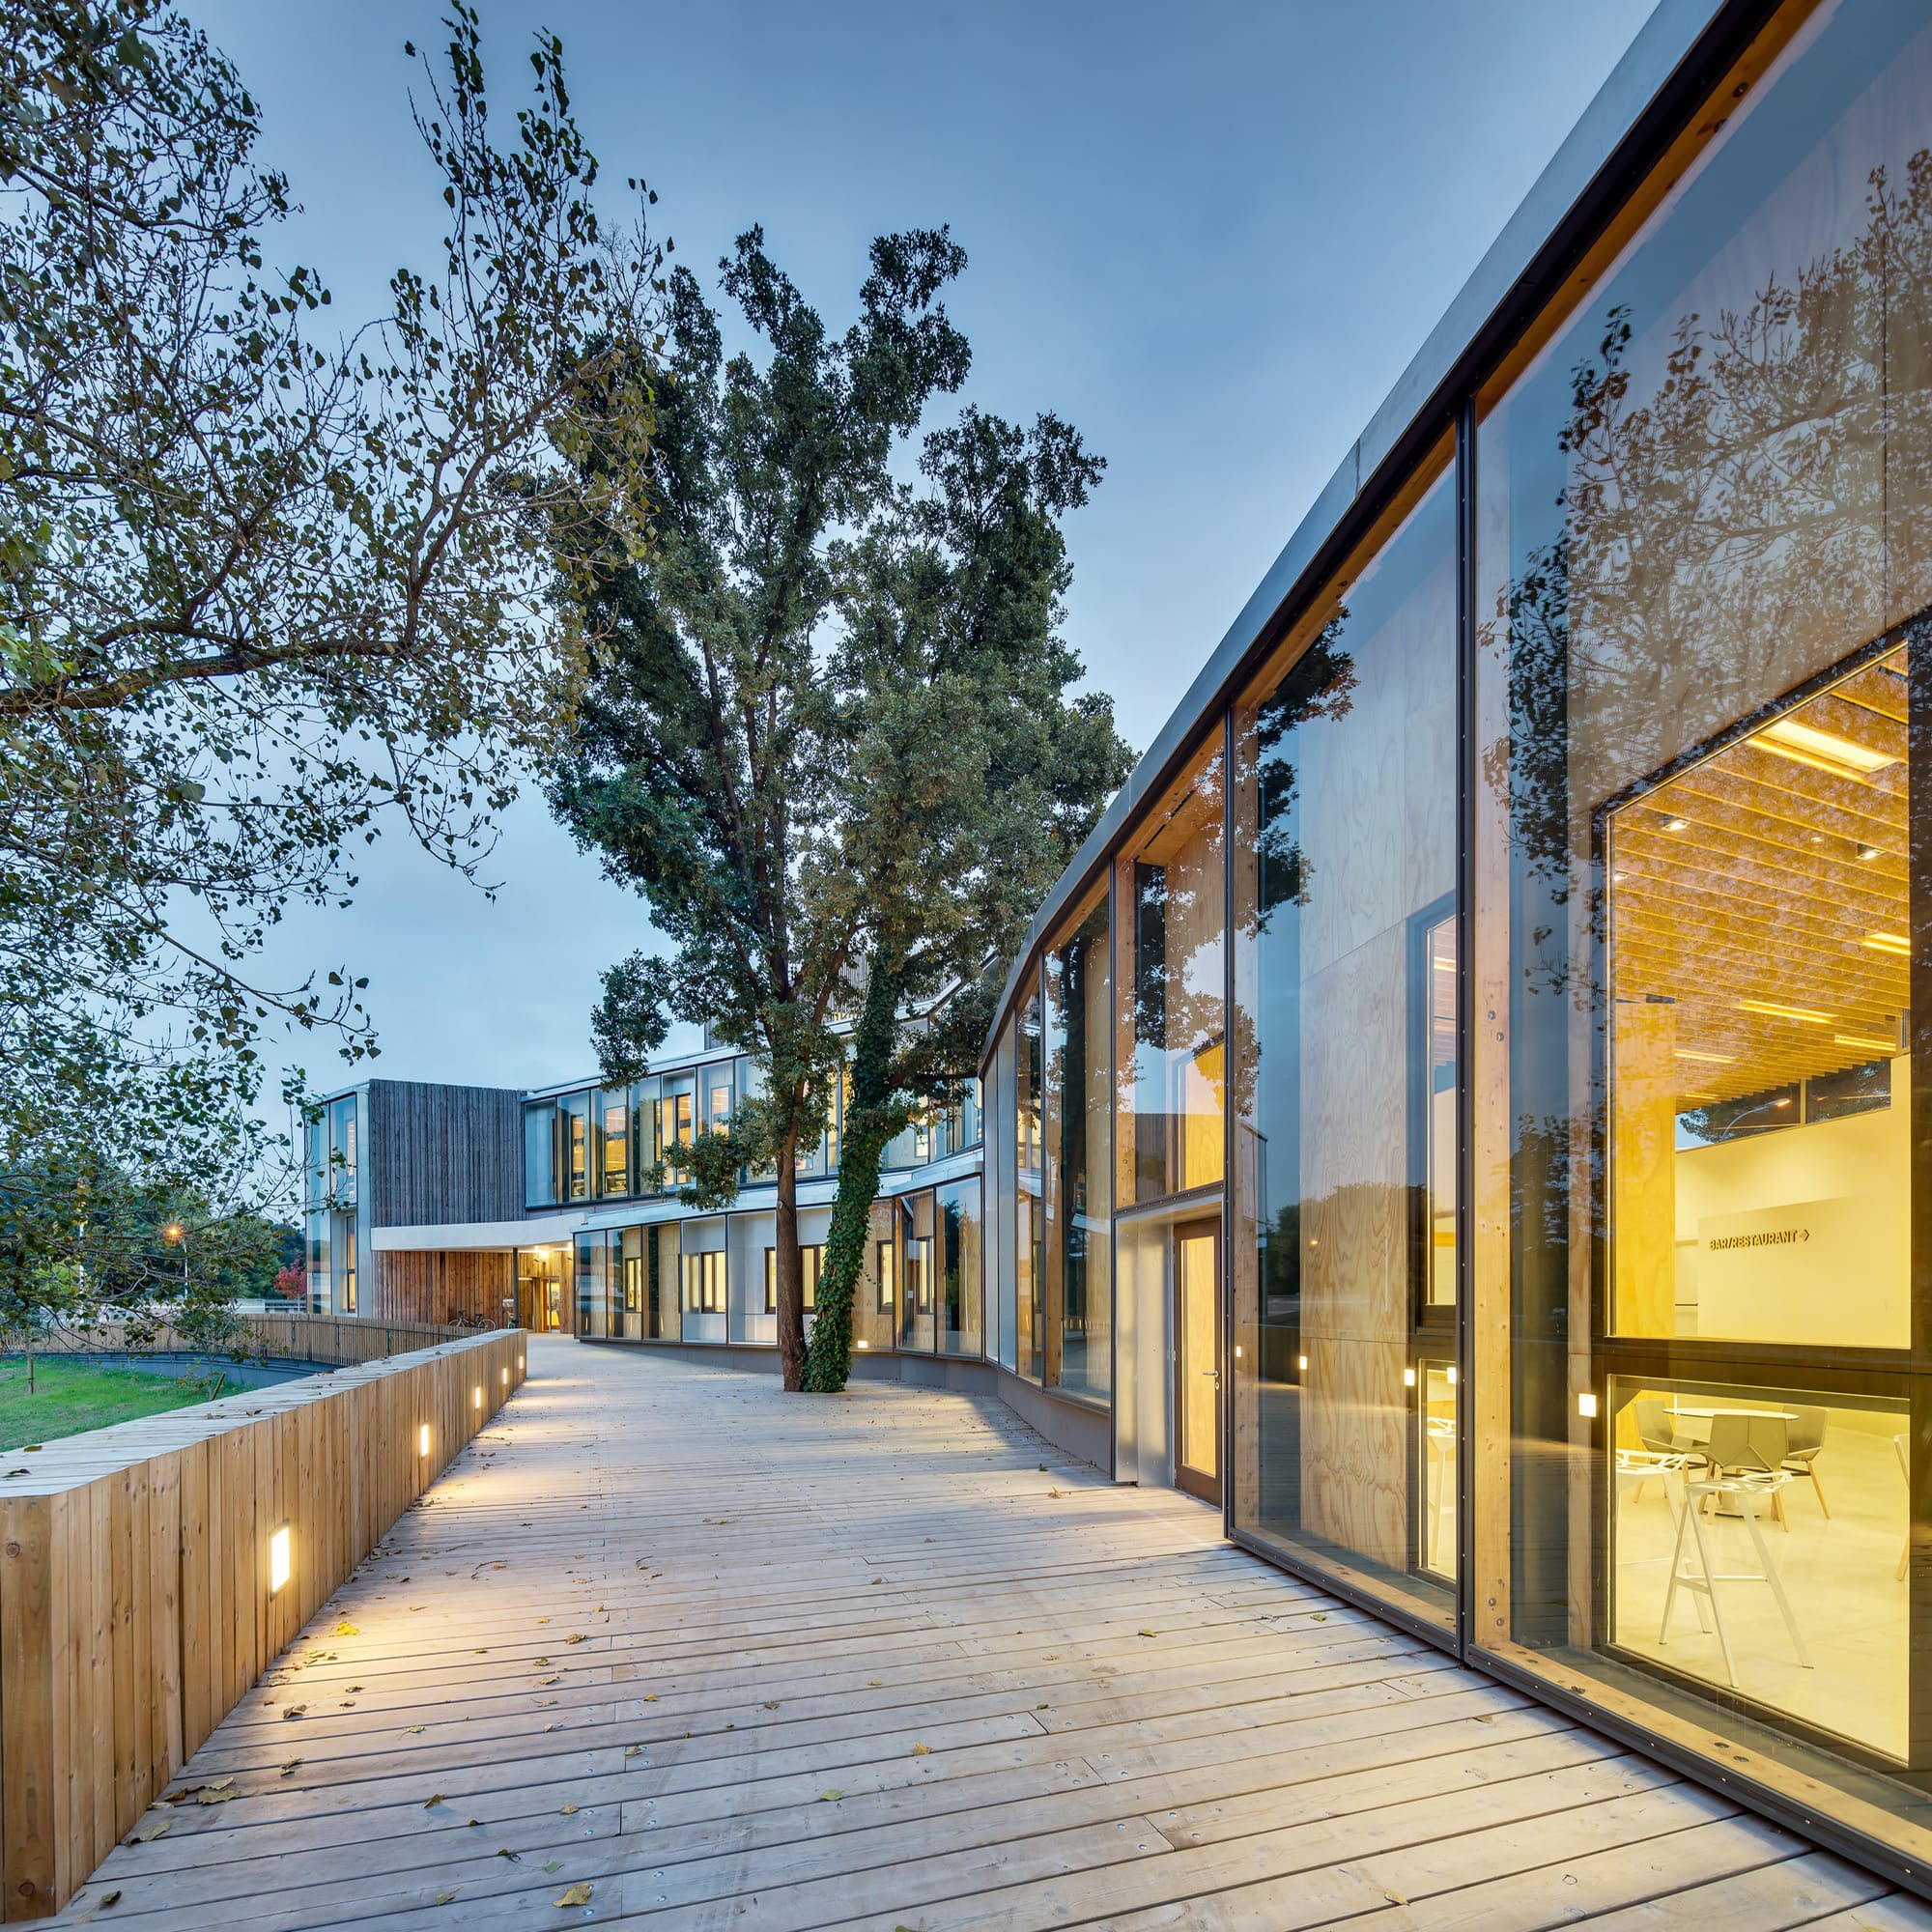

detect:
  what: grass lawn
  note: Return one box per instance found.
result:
[0,1356,232,1452]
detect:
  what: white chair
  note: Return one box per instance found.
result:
[1659,1412,1812,1689]
[1616,1446,1696,1529]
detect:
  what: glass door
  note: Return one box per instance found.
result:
[1176,1218,1222,1503]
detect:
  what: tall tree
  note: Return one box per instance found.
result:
[0,3,661,1247]
[800,411,1133,1390]
[550,227,973,1388]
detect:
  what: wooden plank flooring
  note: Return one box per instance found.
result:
[47,1338,1932,1929]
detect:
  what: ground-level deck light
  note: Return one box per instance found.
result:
[500,1366,509,1386]
[418,1422,431,1458]
[269,1522,292,1595]
[472,1384,482,1411]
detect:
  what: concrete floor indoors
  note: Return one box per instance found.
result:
[47,1338,1932,1930]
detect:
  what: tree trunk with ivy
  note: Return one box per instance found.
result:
[802,962,909,1393]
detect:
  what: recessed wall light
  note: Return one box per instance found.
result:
[270,1523,292,1595]
[1773,1096,1793,1108]
[1858,845,1883,863]
[418,1423,431,1458]
[1403,1367,1416,1388]
[1662,816,1690,833]
[1577,1391,1599,1419]
[1297,1355,1309,1373]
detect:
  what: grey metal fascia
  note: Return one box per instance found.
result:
[980,0,1752,1071]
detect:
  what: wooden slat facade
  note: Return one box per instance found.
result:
[0,1331,527,1918]
[368,1251,514,1328]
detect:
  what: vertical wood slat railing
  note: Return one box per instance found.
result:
[0,1328,528,1918]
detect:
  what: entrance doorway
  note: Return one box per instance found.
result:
[1175,1217,1222,1504]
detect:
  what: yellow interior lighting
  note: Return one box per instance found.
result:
[1674,1049,1735,1063]
[1756,715,1895,779]
[1862,932,1911,955]
[1738,999,1834,1024]
[1835,1033,1898,1056]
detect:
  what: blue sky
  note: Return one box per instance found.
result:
[185,0,1659,1102]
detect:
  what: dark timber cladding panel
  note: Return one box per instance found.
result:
[371,1249,514,1326]
[361,1080,523,1229]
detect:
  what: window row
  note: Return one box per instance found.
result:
[524,1065,981,1208]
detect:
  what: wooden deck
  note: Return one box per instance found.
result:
[50,1338,1932,1930]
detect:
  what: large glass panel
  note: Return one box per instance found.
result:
[1015,980,1044,1380]
[575,1231,607,1339]
[629,1077,660,1195]
[899,1191,936,1354]
[597,1088,630,1199]
[1230,455,1458,1631]
[679,1218,727,1342]
[524,1100,557,1208]
[658,1074,695,1190]
[558,1092,591,1203]
[1044,892,1113,1398]
[616,1227,644,1340]
[938,1178,982,1357]
[1118,742,1226,1208]
[1473,0,1932,1842]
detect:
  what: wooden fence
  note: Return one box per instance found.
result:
[0,1327,527,1917]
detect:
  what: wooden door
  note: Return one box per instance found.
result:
[1175,1218,1222,1504]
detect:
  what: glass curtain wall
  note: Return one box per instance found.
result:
[1229,453,1460,1631]
[1016,986,1044,1379]
[1044,891,1113,1400]
[900,1192,937,1353]
[1473,0,1932,1840]
[1114,737,1226,1500]
[938,1178,983,1356]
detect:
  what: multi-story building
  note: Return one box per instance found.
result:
[303,1037,994,1376]
[307,0,1932,1893]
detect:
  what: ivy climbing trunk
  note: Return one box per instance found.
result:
[802,961,908,1393]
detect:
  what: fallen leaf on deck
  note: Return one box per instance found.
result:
[818,1790,843,1803]
[279,1760,301,1777]
[554,1883,592,1906]
[283,1704,307,1720]
[1383,1890,1408,1907]
[623,1746,641,1757]
[99,1889,121,1907]
[559,1804,578,1815]
[496,1847,522,1862]
[433,1892,455,1906]
[1137,1630,1157,1638]
[762,1701,780,1710]
[128,1822,169,1843]
[423,1794,445,1808]
[867,1679,883,1688]
[642,1693,658,1702]
[534,1657,552,1667]
[539,1675,560,1687]
[545,1859,563,1873]
[333,1622,358,1636]
[564,1634,585,1645]
[405,1725,426,1735]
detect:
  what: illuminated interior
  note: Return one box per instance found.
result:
[1605,645,1910,1757]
